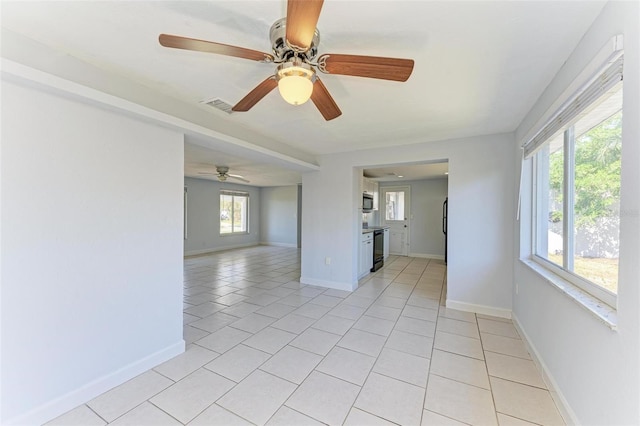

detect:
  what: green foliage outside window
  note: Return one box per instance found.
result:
[548,111,622,226]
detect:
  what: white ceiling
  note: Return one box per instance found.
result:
[184,138,304,186]
[1,1,606,186]
[364,161,449,182]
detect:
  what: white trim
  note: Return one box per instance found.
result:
[445,299,512,319]
[517,147,524,220]
[381,185,411,256]
[512,314,578,426]
[408,253,445,260]
[6,341,185,426]
[183,186,188,240]
[184,242,258,257]
[300,276,357,292]
[259,242,297,248]
[521,259,617,329]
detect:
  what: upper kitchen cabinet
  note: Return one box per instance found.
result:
[361,176,379,211]
[372,180,379,210]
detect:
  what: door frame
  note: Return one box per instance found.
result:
[381,185,411,256]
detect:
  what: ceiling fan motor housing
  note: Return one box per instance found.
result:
[270,18,319,62]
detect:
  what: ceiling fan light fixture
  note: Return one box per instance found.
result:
[276,61,316,106]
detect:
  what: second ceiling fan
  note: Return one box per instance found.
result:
[159,0,414,121]
[197,166,249,183]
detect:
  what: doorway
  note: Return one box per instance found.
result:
[381,186,411,256]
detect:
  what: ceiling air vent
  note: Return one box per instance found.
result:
[202,98,234,114]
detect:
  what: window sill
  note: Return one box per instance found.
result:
[220,232,249,237]
[520,258,617,330]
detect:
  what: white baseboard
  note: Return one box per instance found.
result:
[184,242,258,256]
[259,242,297,248]
[446,299,512,319]
[7,340,185,426]
[511,314,578,425]
[300,276,357,292]
[408,252,445,260]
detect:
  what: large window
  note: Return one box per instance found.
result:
[220,190,249,235]
[528,56,623,308]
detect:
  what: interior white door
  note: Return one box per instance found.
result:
[381,186,410,256]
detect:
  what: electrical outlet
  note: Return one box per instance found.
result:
[325,257,331,265]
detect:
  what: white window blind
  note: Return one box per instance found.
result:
[220,190,249,197]
[523,55,623,159]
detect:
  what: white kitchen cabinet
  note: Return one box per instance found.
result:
[362,177,379,211]
[372,180,379,210]
[366,238,373,271]
[383,228,390,259]
[359,232,374,278]
[362,177,371,194]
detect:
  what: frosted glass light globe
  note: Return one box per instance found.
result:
[277,71,313,105]
[276,64,315,105]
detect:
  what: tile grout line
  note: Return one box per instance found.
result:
[84,404,109,425]
[475,302,502,426]
[145,399,188,425]
[421,257,446,425]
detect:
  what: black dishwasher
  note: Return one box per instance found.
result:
[371,229,384,272]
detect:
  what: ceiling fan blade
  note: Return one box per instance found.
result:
[159,34,274,63]
[310,78,341,121]
[286,0,324,52]
[229,175,251,183]
[317,54,414,82]
[232,76,278,112]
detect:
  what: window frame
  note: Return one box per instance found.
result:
[219,190,249,236]
[525,50,623,310]
[530,145,618,308]
[531,123,619,308]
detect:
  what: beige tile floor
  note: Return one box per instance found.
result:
[47,246,565,426]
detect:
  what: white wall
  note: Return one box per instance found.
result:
[184,177,260,255]
[183,181,299,254]
[301,159,359,290]
[379,179,448,259]
[260,186,298,247]
[513,1,639,424]
[302,134,515,316]
[1,80,185,424]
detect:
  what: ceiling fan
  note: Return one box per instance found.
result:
[197,166,250,183]
[159,0,414,121]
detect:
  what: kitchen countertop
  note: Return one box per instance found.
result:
[361,226,390,234]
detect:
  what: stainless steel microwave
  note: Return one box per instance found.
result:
[363,193,374,211]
